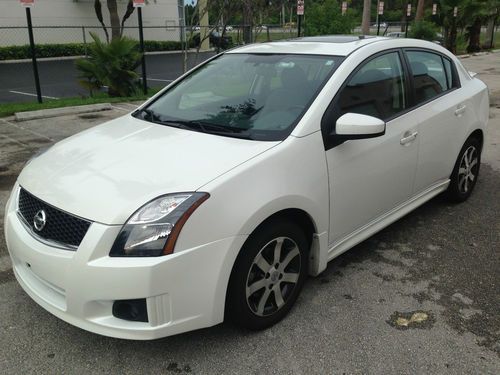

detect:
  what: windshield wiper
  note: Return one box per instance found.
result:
[159,119,254,139]
[134,111,254,139]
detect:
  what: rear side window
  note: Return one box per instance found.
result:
[406,51,451,105]
[337,52,406,120]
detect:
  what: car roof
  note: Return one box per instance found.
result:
[228,35,389,57]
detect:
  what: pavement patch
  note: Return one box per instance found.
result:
[388,311,435,330]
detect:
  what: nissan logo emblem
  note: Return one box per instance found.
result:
[33,210,47,231]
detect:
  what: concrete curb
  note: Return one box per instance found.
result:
[0,48,214,64]
[15,103,112,122]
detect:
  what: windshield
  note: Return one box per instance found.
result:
[135,53,344,141]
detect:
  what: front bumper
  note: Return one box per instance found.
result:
[4,186,247,340]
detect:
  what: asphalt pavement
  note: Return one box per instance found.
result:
[0,51,215,103]
[0,53,499,374]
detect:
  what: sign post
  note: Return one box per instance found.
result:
[377,2,384,36]
[297,0,304,37]
[405,4,412,38]
[21,0,42,103]
[133,0,147,95]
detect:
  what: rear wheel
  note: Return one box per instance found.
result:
[445,137,481,202]
[226,219,309,330]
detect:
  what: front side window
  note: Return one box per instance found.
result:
[336,52,406,120]
[136,53,343,141]
[406,50,450,104]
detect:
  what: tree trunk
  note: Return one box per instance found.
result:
[415,0,425,22]
[401,2,408,32]
[107,0,121,41]
[466,18,482,53]
[361,0,371,35]
[242,1,253,44]
[483,16,496,49]
[447,17,457,54]
[94,0,109,43]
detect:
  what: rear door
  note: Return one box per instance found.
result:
[404,49,468,193]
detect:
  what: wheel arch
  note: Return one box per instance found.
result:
[221,202,328,317]
[468,128,484,151]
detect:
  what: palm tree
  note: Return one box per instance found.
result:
[93,0,136,42]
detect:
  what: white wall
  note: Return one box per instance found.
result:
[0,0,182,46]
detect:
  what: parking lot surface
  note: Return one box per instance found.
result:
[0,53,499,374]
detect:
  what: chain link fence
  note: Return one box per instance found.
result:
[0,24,299,104]
[1,23,497,105]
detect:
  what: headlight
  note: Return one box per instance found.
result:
[110,192,209,257]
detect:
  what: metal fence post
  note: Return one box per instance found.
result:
[82,26,87,57]
[137,7,148,95]
[26,7,42,103]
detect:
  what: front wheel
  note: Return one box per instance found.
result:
[226,220,309,330]
[445,137,481,202]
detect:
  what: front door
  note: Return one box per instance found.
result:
[323,51,419,247]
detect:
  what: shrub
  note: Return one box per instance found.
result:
[0,40,185,61]
[409,21,438,41]
[75,33,142,97]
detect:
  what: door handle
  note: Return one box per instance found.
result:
[455,104,466,116]
[400,131,418,145]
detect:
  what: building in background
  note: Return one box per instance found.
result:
[0,0,185,46]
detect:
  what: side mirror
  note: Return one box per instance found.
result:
[335,113,386,140]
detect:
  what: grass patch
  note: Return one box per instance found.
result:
[0,88,160,118]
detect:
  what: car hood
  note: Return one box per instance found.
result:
[18,115,279,224]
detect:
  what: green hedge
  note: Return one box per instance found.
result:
[0,40,187,61]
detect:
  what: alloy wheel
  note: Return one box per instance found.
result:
[457,145,478,194]
[245,236,301,317]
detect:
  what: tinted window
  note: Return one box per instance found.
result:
[406,51,449,104]
[139,54,343,141]
[337,52,406,120]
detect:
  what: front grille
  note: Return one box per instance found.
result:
[17,188,92,249]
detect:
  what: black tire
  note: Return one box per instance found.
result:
[445,136,481,202]
[226,219,309,330]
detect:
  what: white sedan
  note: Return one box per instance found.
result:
[4,36,488,340]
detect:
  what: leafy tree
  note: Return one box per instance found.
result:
[460,0,500,52]
[307,0,356,35]
[410,20,438,40]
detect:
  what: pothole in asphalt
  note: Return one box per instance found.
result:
[387,310,435,330]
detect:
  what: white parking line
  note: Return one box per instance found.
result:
[9,90,59,100]
[146,78,174,82]
[0,133,31,148]
[1,119,55,142]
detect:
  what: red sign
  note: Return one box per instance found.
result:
[407,4,412,17]
[378,1,384,15]
[133,0,145,8]
[341,1,347,15]
[20,0,34,7]
[297,0,304,16]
